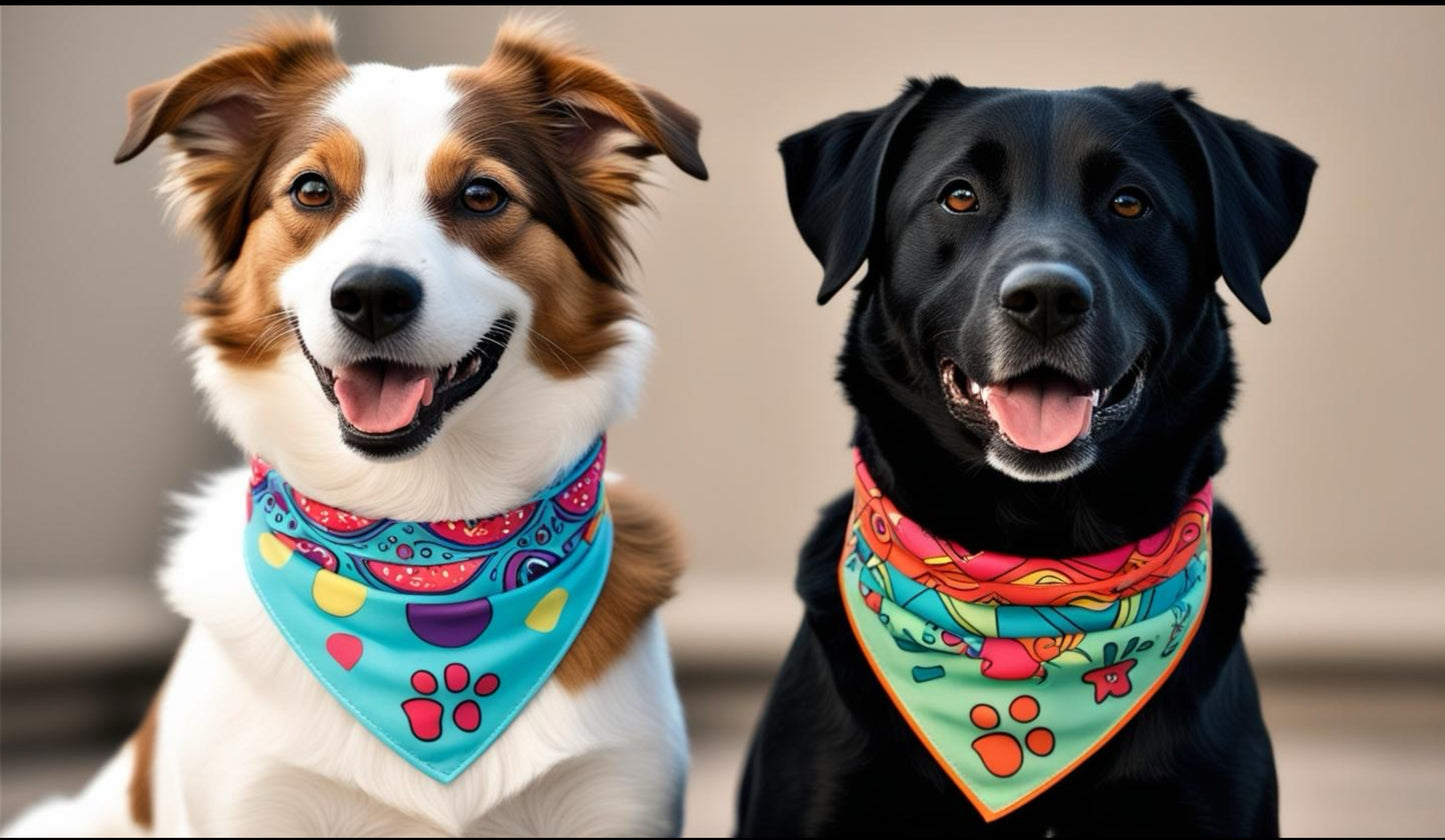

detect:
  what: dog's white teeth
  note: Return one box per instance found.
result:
[969,380,982,396]
[465,357,481,376]
[980,385,992,404]
[446,363,457,382]
[1091,389,1102,407]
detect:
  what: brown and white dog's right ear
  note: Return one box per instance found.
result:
[114,16,344,270]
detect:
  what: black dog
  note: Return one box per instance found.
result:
[737,79,1314,837]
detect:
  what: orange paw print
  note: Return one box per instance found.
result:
[969,695,1054,777]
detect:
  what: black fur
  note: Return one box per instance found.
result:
[737,79,1314,837]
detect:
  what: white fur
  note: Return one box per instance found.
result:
[2,747,146,838]
[984,441,1097,483]
[286,65,516,374]
[8,59,681,837]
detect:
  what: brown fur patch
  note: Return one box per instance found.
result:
[555,479,684,690]
[114,16,353,366]
[193,125,365,365]
[499,227,638,377]
[127,690,161,827]
[426,136,636,375]
[425,137,637,375]
[440,19,707,376]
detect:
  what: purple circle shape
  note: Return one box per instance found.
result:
[405,598,493,648]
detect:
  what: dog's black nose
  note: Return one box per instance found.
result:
[998,262,1093,341]
[330,265,423,342]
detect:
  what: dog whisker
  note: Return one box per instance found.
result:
[525,328,603,385]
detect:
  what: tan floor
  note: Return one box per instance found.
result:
[3,674,1442,836]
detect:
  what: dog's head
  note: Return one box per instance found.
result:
[117,18,705,515]
[783,80,1313,482]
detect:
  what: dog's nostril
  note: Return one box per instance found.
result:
[1001,288,1039,313]
[331,289,364,316]
[1058,289,1092,315]
[381,289,419,316]
[331,265,424,342]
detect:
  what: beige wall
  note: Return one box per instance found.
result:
[5,7,1444,658]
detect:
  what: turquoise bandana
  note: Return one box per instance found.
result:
[244,438,611,782]
[839,449,1210,821]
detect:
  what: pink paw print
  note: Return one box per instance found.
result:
[401,663,500,742]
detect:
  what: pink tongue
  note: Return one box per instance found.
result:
[986,379,1094,453]
[332,363,434,434]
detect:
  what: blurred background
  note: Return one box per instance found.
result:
[4,5,1444,836]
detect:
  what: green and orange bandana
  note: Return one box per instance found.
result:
[839,449,1210,820]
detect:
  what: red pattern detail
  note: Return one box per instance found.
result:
[410,670,437,695]
[403,665,502,742]
[401,698,442,741]
[556,443,607,517]
[325,633,363,670]
[1082,659,1137,703]
[427,503,539,548]
[289,487,376,533]
[453,700,481,732]
[444,663,470,693]
[978,638,1044,680]
[850,450,1211,608]
[365,556,483,594]
[474,673,500,696]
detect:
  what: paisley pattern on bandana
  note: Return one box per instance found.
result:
[838,449,1210,821]
[245,438,611,782]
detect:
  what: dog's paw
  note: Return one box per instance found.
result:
[968,695,1054,777]
[401,663,501,741]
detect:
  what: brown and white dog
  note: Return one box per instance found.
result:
[8,16,705,837]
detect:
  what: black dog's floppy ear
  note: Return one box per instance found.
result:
[780,79,945,305]
[1172,91,1317,324]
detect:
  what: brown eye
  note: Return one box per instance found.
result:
[940,180,979,214]
[461,178,508,215]
[290,173,332,209]
[1110,189,1149,219]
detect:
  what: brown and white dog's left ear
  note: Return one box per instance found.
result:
[114,16,343,270]
[484,21,707,182]
[478,21,707,284]
[1170,90,1317,324]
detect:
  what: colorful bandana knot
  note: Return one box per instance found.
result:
[838,449,1210,820]
[244,438,611,782]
